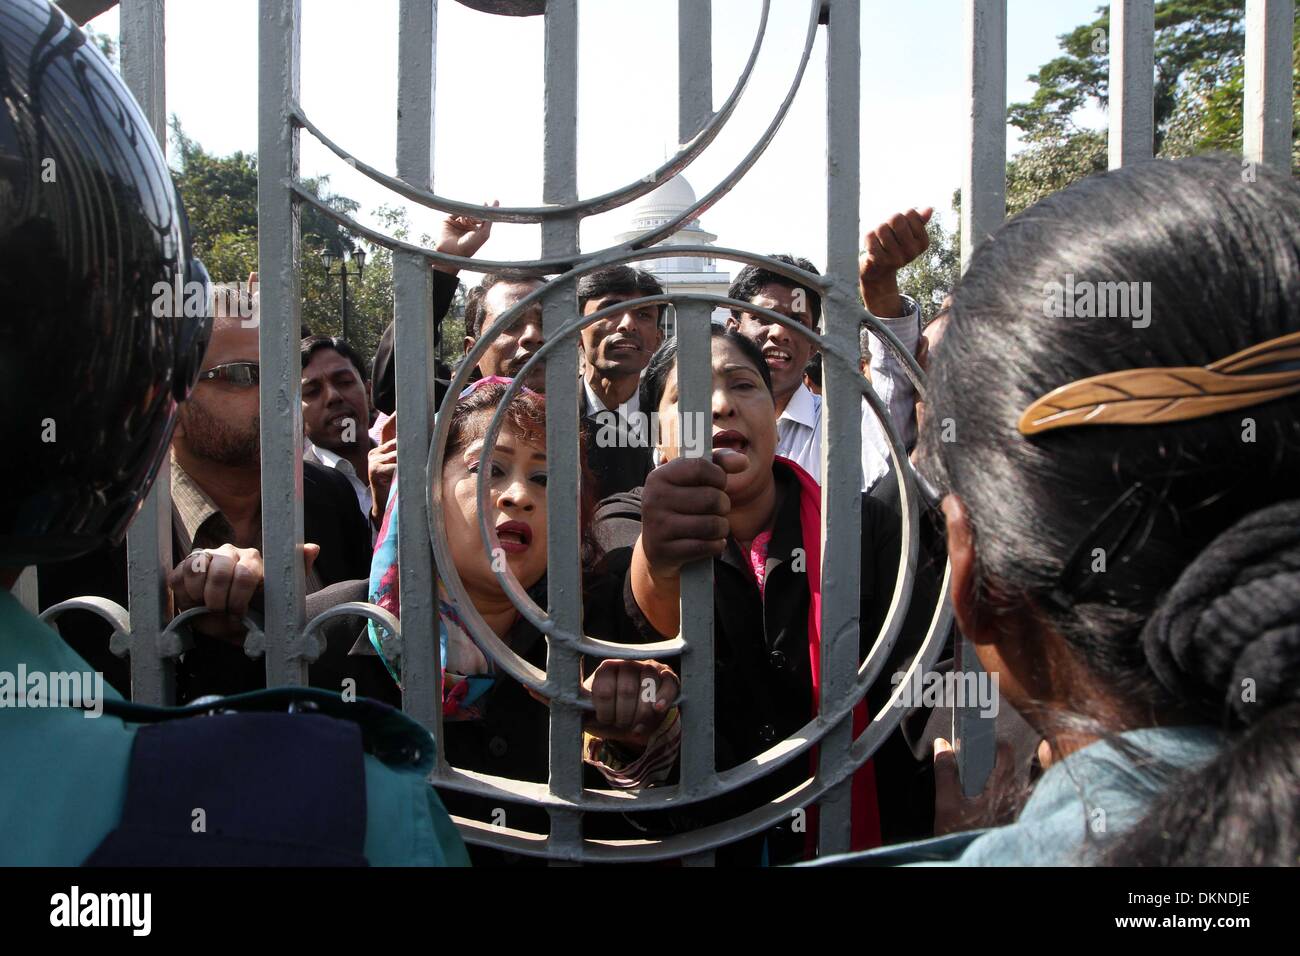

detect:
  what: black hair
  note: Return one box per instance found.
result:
[803,351,823,387]
[576,266,666,325]
[727,254,823,327]
[919,155,1300,866]
[639,324,773,414]
[300,334,369,383]
[463,273,547,341]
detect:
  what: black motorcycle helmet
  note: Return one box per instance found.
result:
[0,0,211,566]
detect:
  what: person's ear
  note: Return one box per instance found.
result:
[941,492,995,647]
[463,336,475,356]
[724,315,739,332]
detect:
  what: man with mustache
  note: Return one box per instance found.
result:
[302,335,380,529]
[577,266,665,497]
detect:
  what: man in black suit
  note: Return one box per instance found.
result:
[39,296,372,701]
[578,266,663,498]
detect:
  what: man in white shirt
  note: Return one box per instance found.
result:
[301,335,382,529]
[577,266,665,497]
[726,208,934,491]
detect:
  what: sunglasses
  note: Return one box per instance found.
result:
[198,361,260,387]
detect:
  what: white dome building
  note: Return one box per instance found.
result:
[612,174,732,328]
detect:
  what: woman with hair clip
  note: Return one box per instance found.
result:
[818,153,1300,866]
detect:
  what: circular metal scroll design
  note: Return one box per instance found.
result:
[41,597,133,659]
[161,607,266,660]
[286,0,945,858]
[301,601,403,667]
[420,246,951,837]
[290,0,828,272]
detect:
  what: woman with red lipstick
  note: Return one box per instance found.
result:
[318,379,681,863]
[596,326,938,864]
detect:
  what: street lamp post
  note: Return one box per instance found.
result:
[321,245,366,342]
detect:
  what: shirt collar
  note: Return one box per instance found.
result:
[170,451,224,545]
[307,441,355,477]
[583,376,641,417]
[779,383,819,430]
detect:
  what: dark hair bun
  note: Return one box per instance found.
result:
[1141,500,1300,726]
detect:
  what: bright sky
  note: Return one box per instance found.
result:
[90,0,1108,281]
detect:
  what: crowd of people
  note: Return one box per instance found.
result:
[4,0,1297,868]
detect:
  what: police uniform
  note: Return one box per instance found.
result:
[0,590,468,865]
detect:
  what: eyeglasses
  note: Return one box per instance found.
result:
[198,362,260,387]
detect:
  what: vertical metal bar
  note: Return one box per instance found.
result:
[1244,0,1296,170]
[541,0,583,862]
[257,0,306,687]
[952,632,997,796]
[394,0,441,738]
[817,0,861,858]
[120,0,165,137]
[955,0,1005,796]
[961,0,1006,273]
[121,0,173,705]
[678,0,712,142]
[675,301,715,794]
[1108,0,1155,169]
[677,9,716,866]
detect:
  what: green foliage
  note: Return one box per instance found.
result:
[1009,1,1247,151]
[85,26,117,67]
[169,118,397,366]
[1004,0,1298,216]
[1161,17,1300,174]
[1006,129,1109,216]
[896,215,961,324]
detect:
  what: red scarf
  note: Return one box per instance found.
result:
[775,457,881,856]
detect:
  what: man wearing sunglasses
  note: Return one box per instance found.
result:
[41,296,373,701]
[163,301,373,700]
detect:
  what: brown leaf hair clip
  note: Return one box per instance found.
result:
[1018,330,1300,436]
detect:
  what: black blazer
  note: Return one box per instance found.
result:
[593,460,945,863]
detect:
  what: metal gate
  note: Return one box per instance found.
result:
[37,0,1296,863]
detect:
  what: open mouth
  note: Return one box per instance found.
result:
[762,345,794,370]
[495,520,534,554]
[712,429,749,453]
[606,339,641,355]
[328,411,357,430]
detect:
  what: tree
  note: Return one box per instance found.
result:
[896,214,961,324]
[85,26,117,67]
[1004,1,1297,215]
[169,119,397,364]
[1009,1,1248,150]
